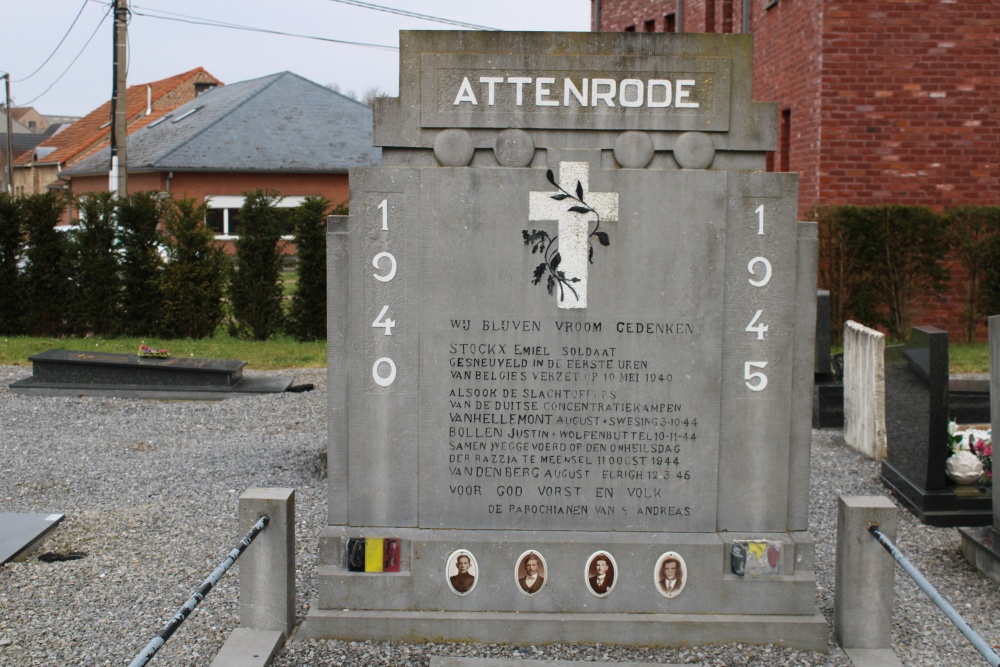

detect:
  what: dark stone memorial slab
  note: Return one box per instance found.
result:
[958,314,1000,585]
[302,31,825,649]
[0,513,64,564]
[812,289,843,428]
[9,349,293,400]
[880,327,991,526]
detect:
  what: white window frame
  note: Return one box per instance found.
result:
[204,195,309,240]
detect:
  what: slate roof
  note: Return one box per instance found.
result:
[14,68,222,168]
[63,72,379,176]
[0,133,50,161]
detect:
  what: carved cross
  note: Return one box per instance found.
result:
[528,161,619,309]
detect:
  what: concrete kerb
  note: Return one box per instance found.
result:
[210,488,296,667]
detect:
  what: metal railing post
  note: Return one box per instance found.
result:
[869,525,1000,667]
[127,515,269,667]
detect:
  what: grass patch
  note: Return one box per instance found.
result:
[948,342,989,374]
[0,335,326,370]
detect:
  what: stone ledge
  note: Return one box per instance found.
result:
[959,526,1000,586]
[297,607,829,651]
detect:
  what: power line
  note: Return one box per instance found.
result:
[14,0,93,83]
[129,7,398,51]
[19,3,113,107]
[325,0,498,30]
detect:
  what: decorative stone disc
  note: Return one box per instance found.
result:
[494,129,535,167]
[433,129,474,166]
[674,131,716,170]
[613,131,655,168]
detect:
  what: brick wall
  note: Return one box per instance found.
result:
[816,1,1000,213]
[596,0,1000,341]
[71,170,349,207]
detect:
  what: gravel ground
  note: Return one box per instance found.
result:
[1,364,997,666]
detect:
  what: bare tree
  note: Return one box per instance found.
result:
[363,86,385,106]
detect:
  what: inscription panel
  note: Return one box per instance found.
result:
[412,167,727,531]
[421,53,731,131]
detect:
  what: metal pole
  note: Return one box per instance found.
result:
[127,515,269,667]
[110,0,128,195]
[868,525,1000,667]
[3,74,13,195]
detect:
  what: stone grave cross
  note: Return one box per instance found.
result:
[528,161,619,309]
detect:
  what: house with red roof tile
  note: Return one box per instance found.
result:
[12,67,221,197]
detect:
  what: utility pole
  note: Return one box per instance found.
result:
[110,0,128,195]
[3,74,13,195]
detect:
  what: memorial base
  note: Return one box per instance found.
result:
[298,608,829,650]
[958,526,1000,587]
[880,462,992,527]
[302,526,826,650]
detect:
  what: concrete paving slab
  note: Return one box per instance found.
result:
[0,513,64,564]
[209,628,283,667]
[431,660,689,667]
[844,647,905,667]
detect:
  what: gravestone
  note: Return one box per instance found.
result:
[9,349,293,400]
[958,314,1000,584]
[303,31,824,648]
[842,320,886,460]
[880,326,991,526]
[812,289,843,428]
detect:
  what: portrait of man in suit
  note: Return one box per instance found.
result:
[448,550,477,595]
[656,552,686,598]
[587,552,615,596]
[517,551,546,595]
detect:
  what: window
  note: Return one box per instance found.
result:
[644,19,656,32]
[706,0,716,32]
[625,24,636,32]
[664,13,676,32]
[172,107,201,123]
[204,195,310,239]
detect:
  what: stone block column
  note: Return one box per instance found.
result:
[238,487,296,636]
[834,495,897,648]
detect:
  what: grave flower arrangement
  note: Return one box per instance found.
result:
[947,421,992,486]
[138,342,170,359]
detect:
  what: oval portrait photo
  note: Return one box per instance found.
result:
[585,550,617,597]
[446,549,478,595]
[655,551,687,599]
[515,550,547,595]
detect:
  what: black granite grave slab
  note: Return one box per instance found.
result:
[948,377,991,424]
[880,327,992,526]
[9,349,293,400]
[812,290,843,428]
[0,513,64,564]
[958,526,1000,586]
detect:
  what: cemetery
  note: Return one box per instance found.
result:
[1,27,998,667]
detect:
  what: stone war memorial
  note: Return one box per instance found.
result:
[301,31,823,647]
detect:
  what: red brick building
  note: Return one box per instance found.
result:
[593,0,1000,340]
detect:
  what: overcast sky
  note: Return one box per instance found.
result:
[2,0,591,118]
